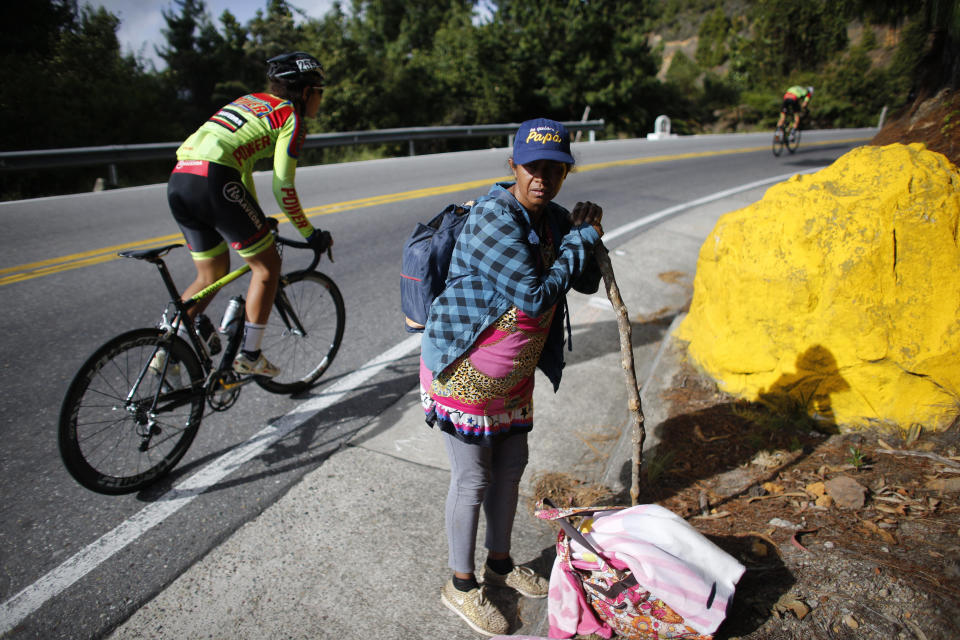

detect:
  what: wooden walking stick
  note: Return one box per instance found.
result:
[594,243,646,505]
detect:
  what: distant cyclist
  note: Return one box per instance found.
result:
[163,51,333,377]
[777,85,813,132]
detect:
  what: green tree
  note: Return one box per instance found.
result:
[696,7,731,68]
[666,49,701,95]
[245,0,306,65]
[341,0,475,130]
[303,0,480,161]
[488,0,662,136]
[743,0,848,82]
[0,0,177,197]
[839,0,925,25]
[303,3,377,134]
[210,9,261,105]
[55,6,174,143]
[158,0,228,127]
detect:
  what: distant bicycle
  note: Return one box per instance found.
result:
[772,121,801,156]
[58,220,345,495]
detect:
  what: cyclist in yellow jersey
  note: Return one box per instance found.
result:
[164,51,332,377]
[776,85,813,132]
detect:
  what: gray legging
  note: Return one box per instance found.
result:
[443,431,529,575]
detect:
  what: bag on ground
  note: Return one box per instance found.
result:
[535,500,745,639]
[400,201,472,332]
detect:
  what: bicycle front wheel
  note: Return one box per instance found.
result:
[787,126,801,153]
[772,127,785,156]
[257,271,345,394]
[58,329,204,494]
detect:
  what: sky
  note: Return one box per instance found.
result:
[91,0,337,69]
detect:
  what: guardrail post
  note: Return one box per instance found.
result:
[877,105,888,129]
[108,164,119,188]
[575,106,591,143]
[646,115,674,140]
[408,140,415,156]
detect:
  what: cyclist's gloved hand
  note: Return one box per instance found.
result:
[306,229,333,253]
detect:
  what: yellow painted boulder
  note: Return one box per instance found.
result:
[676,143,960,431]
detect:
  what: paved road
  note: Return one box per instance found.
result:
[0,129,875,638]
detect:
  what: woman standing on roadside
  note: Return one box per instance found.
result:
[420,118,604,636]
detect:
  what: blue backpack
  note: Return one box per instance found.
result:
[400,201,473,332]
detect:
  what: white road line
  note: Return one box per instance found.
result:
[0,335,421,635]
[601,169,819,243]
[1,168,824,633]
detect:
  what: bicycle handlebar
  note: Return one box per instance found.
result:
[270,218,332,272]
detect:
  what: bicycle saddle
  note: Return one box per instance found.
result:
[118,243,183,261]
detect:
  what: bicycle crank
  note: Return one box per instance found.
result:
[207,370,243,411]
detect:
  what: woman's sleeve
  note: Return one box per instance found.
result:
[464,204,600,317]
[572,246,603,295]
[271,112,315,238]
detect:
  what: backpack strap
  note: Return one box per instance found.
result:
[536,498,625,560]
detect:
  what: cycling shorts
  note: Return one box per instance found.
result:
[781,96,801,115]
[167,160,275,260]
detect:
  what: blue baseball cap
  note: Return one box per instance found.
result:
[512,118,574,165]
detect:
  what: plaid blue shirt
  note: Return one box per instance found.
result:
[421,182,602,390]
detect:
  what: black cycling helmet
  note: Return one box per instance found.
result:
[266,51,324,86]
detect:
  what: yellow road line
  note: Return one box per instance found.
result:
[576,137,870,172]
[1,137,871,287]
[0,235,183,277]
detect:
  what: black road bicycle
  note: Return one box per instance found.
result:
[58,222,345,495]
[772,120,801,156]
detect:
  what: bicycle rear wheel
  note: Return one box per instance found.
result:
[787,126,801,153]
[58,329,204,494]
[772,127,785,156]
[257,271,345,394]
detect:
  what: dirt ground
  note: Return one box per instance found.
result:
[870,87,960,167]
[655,355,960,640]
[536,350,960,640]
[533,90,960,640]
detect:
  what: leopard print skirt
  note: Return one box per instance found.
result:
[420,304,556,442]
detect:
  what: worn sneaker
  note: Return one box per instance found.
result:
[480,564,549,598]
[232,352,280,377]
[440,579,509,637]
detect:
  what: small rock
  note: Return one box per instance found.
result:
[751,450,787,468]
[806,481,826,497]
[825,475,868,509]
[925,477,960,492]
[762,481,784,494]
[823,541,835,549]
[768,517,801,530]
[844,614,860,629]
[773,593,811,620]
[946,560,960,579]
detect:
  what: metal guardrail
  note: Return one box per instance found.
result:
[0,120,605,172]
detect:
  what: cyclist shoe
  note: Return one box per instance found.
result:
[233,352,280,377]
[480,564,549,598]
[440,579,508,637]
[148,349,180,377]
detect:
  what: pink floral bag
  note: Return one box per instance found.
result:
[536,500,719,640]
